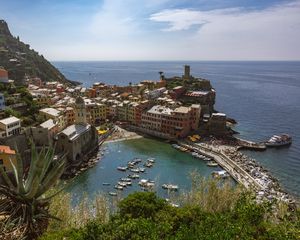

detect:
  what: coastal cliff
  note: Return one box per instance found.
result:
[0,20,76,85]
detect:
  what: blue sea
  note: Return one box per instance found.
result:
[53,61,300,198]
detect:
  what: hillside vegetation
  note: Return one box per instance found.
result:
[0,19,74,85]
[40,176,300,240]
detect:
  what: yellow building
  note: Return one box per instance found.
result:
[0,145,17,172]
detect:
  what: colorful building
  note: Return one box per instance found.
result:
[0,116,21,138]
[140,104,201,139]
[39,107,66,131]
[0,93,5,110]
[0,68,9,83]
[0,145,17,172]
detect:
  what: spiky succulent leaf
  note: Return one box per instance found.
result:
[24,143,39,192]
[40,147,55,181]
[36,160,65,198]
[0,165,16,191]
[24,173,41,199]
[15,152,25,194]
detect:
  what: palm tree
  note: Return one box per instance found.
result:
[0,144,66,239]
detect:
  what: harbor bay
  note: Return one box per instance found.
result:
[55,61,300,199]
[65,137,225,201]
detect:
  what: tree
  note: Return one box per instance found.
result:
[0,144,66,239]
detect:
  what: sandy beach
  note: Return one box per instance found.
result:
[105,126,143,143]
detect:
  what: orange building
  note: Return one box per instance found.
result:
[0,145,17,172]
[0,68,9,83]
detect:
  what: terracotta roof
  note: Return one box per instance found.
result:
[0,145,16,154]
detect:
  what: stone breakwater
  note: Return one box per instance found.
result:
[223,148,293,205]
[179,141,295,207]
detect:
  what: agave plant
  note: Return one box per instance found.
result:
[0,144,66,239]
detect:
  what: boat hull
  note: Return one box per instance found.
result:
[265,141,292,148]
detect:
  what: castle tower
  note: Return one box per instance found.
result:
[74,96,87,124]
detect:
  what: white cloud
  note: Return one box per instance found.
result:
[44,0,300,60]
[148,1,300,60]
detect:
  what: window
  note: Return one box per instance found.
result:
[0,159,3,165]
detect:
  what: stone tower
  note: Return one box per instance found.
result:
[75,96,87,124]
[183,65,190,80]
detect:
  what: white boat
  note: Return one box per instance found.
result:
[212,170,230,179]
[128,174,140,179]
[207,161,218,167]
[139,179,149,186]
[130,168,140,173]
[120,178,131,182]
[147,158,155,163]
[117,166,127,171]
[162,184,179,191]
[265,134,292,147]
[108,192,117,196]
[144,162,153,168]
[114,185,124,190]
[118,182,127,187]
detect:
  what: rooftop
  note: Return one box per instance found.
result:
[0,116,20,125]
[60,124,91,141]
[148,105,172,115]
[0,145,15,155]
[39,108,61,117]
[174,106,190,114]
[40,119,57,130]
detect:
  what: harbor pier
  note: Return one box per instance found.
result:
[178,141,294,205]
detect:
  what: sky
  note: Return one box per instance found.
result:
[0,0,300,61]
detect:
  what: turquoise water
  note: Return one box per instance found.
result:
[54,61,300,198]
[65,137,223,200]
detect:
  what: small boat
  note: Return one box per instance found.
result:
[139,167,146,173]
[265,134,292,147]
[147,158,155,163]
[117,166,127,171]
[139,179,149,186]
[212,170,230,179]
[118,182,127,188]
[139,179,155,189]
[114,185,124,190]
[120,178,131,182]
[133,158,142,163]
[109,192,117,196]
[162,184,179,191]
[130,168,140,173]
[128,174,140,179]
[102,182,111,186]
[144,162,153,168]
[207,161,218,167]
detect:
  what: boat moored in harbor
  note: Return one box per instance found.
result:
[265,134,292,147]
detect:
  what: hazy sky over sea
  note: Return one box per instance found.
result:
[0,0,300,61]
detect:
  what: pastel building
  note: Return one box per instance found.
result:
[0,145,17,172]
[39,107,66,131]
[0,116,21,138]
[56,123,98,164]
[0,68,9,83]
[0,93,5,110]
[140,104,201,139]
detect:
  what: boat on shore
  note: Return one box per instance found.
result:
[207,161,218,167]
[265,134,292,147]
[212,170,230,179]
